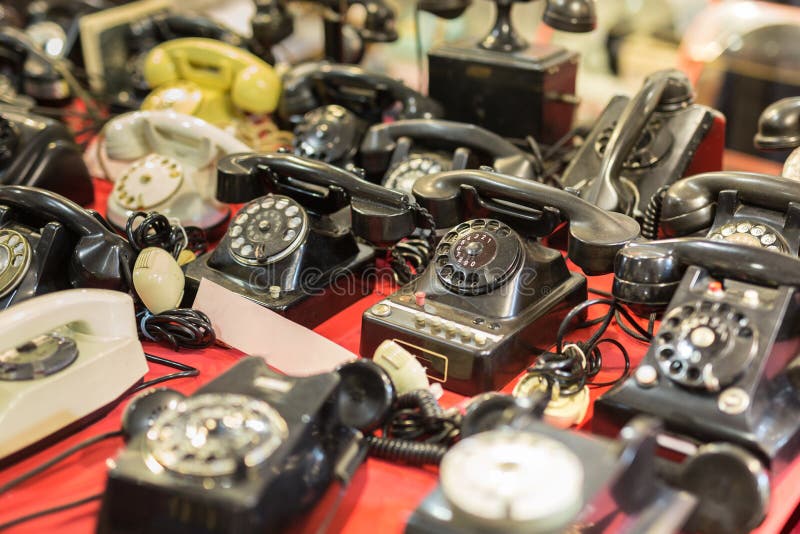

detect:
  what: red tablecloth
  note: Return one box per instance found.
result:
[0,178,799,534]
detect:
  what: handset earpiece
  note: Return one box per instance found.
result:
[613,238,800,309]
[412,169,640,274]
[660,172,800,237]
[103,113,153,161]
[335,359,396,433]
[754,97,800,151]
[121,388,186,440]
[231,63,281,114]
[142,46,179,87]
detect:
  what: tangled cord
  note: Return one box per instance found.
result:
[389,204,437,285]
[366,389,459,466]
[137,309,216,351]
[524,297,655,396]
[125,211,208,258]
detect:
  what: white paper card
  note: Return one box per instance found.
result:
[192,278,356,375]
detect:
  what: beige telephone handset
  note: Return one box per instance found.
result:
[100,110,252,233]
[0,289,147,460]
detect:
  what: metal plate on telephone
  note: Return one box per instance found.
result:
[0,229,31,298]
[708,220,787,253]
[227,194,309,265]
[384,154,449,194]
[0,332,78,381]
[146,393,288,478]
[434,219,522,295]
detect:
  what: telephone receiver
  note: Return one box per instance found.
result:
[0,24,67,103]
[411,169,641,274]
[99,110,251,233]
[0,185,135,309]
[217,152,418,244]
[0,288,147,461]
[278,61,443,127]
[655,171,800,255]
[0,106,94,206]
[613,238,800,309]
[754,97,800,180]
[582,70,694,213]
[343,0,398,43]
[142,37,281,125]
[359,119,540,189]
[417,0,472,19]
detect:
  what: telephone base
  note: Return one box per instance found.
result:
[427,41,578,143]
[360,273,586,396]
[596,268,800,470]
[0,334,147,461]
[183,242,375,329]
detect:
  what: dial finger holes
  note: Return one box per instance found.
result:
[659,332,673,343]
[669,361,683,374]
[451,271,465,285]
[686,367,701,381]
[485,220,500,231]
[496,226,511,237]
[440,265,454,278]
[471,220,487,230]
[436,255,449,267]
[738,326,753,338]
[659,347,675,360]
[466,273,480,286]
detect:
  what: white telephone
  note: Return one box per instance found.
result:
[0,289,147,460]
[97,109,252,233]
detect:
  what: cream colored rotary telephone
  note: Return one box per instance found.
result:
[0,289,147,460]
[98,110,252,233]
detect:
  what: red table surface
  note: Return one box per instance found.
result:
[1,177,800,534]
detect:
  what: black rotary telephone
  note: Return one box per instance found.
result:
[560,69,725,216]
[643,171,800,254]
[98,356,387,534]
[597,238,800,532]
[0,185,134,310]
[183,152,424,328]
[358,119,541,193]
[277,62,443,128]
[360,169,640,395]
[0,107,93,205]
[0,1,109,104]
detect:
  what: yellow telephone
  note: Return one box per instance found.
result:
[142,37,281,126]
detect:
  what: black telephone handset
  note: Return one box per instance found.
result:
[0,185,134,309]
[361,170,640,396]
[649,172,800,255]
[358,119,540,192]
[278,62,443,127]
[598,238,800,503]
[0,107,94,205]
[0,25,64,105]
[560,69,725,216]
[411,169,641,275]
[184,153,421,327]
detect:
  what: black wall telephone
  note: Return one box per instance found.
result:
[98,356,370,534]
[358,119,540,193]
[277,62,443,128]
[183,152,422,328]
[0,107,94,206]
[597,238,800,532]
[0,185,134,310]
[560,69,725,217]
[361,169,640,395]
[645,171,800,254]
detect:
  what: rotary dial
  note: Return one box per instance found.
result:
[227,194,308,265]
[435,219,522,295]
[654,300,757,391]
[0,331,78,381]
[708,220,787,253]
[113,154,183,210]
[383,154,450,194]
[0,229,31,298]
[146,393,288,478]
